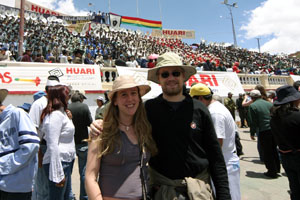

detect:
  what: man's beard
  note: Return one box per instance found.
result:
[161,82,183,96]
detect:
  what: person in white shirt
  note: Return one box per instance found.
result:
[126,55,140,68]
[190,83,241,200]
[40,84,76,200]
[59,50,68,64]
[29,76,60,200]
[0,47,11,61]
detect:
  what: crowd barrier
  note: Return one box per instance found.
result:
[0,62,296,94]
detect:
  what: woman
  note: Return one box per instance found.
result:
[40,84,76,200]
[85,75,157,200]
[270,85,300,200]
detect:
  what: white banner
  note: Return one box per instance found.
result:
[290,75,300,82]
[152,29,195,39]
[117,67,244,98]
[0,62,102,93]
[187,71,244,97]
[110,13,121,28]
[15,0,65,16]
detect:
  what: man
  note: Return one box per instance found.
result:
[248,89,280,178]
[203,59,212,71]
[90,52,231,199]
[68,90,93,200]
[21,48,32,62]
[224,92,236,120]
[29,76,60,200]
[114,54,127,66]
[0,89,40,200]
[236,93,247,128]
[0,47,10,61]
[145,52,230,199]
[73,49,83,64]
[84,52,95,65]
[189,83,240,200]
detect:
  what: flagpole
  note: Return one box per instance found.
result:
[158,0,162,22]
[136,0,139,17]
[108,0,111,12]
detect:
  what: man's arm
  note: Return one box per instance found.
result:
[210,113,226,147]
[201,111,231,200]
[248,106,257,140]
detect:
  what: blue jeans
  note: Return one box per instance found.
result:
[32,145,49,200]
[281,152,300,200]
[43,161,73,200]
[76,144,88,200]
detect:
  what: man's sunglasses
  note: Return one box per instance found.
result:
[160,71,181,78]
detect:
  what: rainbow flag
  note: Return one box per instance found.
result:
[121,16,162,29]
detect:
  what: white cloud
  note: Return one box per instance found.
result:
[241,0,300,54]
[29,0,88,16]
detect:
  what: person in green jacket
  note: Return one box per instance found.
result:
[248,89,281,178]
[224,92,236,120]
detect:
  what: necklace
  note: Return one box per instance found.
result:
[119,121,132,131]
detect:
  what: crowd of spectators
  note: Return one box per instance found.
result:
[1,12,300,75]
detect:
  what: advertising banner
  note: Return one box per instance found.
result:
[15,0,65,16]
[152,29,195,39]
[0,62,102,93]
[116,67,244,98]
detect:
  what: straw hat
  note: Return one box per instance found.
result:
[0,89,8,104]
[108,75,151,100]
[147,52,196,84]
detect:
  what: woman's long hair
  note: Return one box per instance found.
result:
[96,87,157,158]
[255,85,268,101]
[40,85,70,123]
[270,102,299,119]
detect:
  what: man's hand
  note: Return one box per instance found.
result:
[250,135,256,141]
[89,119,103,139]
[55,177,66,188]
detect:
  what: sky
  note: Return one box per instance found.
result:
[3,0,300,55]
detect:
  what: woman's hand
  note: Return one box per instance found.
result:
[55,177,66,188]
[66,109,72,119]
[89,119,103,139]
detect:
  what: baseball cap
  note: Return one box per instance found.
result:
[189,83,212,97]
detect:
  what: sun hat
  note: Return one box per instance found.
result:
[249,89,261,97]
[147,52,196,84]
[108,75,151,100]
[189,83,212,97]
[274,85,300,105]
[0,89,8,104]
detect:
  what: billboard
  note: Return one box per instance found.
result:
[15,0,65,16]
[152,29,195,39]
[0,62,102,93]
[116,67,244,98]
